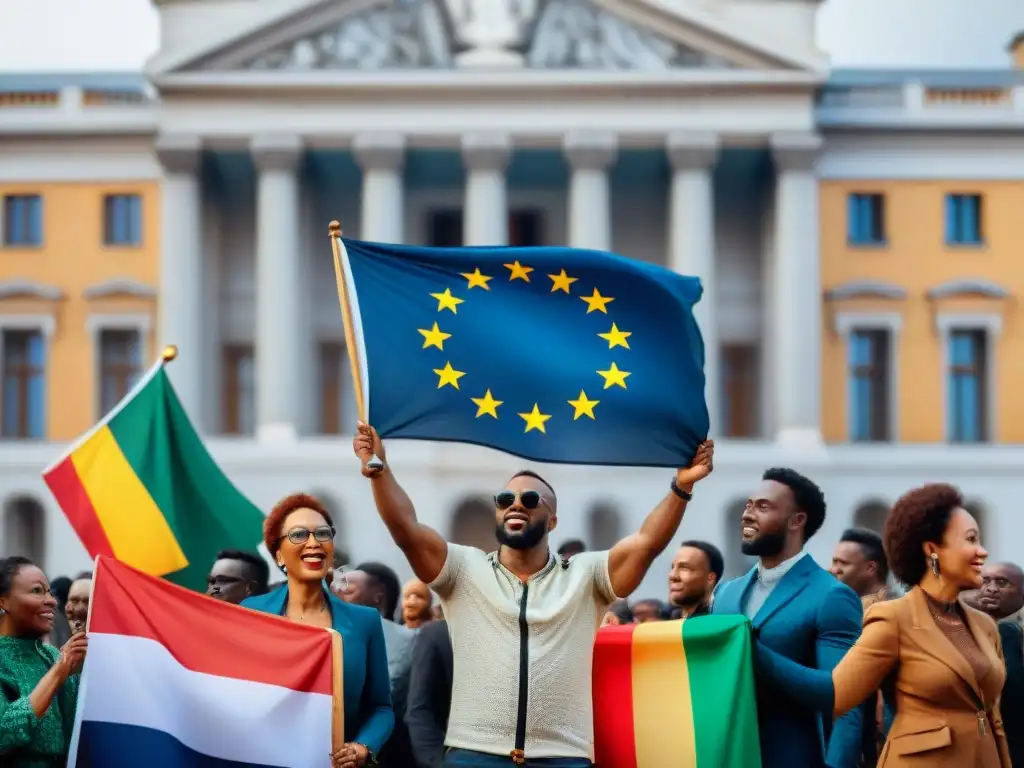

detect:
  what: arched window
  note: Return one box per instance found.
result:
[450,497,495,553]
[852,500,889,535]
[722,498,755,579]
[3,495,46,566]
[586,502,622,551]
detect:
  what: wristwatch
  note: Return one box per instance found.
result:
[670,478,693,501]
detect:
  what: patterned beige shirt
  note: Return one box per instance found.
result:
[430,544,617,760]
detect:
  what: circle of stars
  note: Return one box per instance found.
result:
[414,260,632,434]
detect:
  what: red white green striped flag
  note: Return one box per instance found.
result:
[593,615,761,767]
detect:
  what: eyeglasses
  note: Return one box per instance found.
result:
[494,490,545,510]
[280,525,335,546]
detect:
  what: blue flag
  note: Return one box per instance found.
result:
[338,237,708,468]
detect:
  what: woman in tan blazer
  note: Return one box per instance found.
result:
[754,483,1011,767]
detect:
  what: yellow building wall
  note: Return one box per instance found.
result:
[820,180,1024,444]
[0,181,160,440]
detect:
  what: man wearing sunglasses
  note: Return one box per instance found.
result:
[354,423,714,767]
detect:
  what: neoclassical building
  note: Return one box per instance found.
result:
[1,0,1023,593]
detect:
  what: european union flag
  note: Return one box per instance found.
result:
[338,237,708,468]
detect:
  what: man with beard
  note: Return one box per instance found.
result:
[354,423,714,767]
[713,468,862,768]
[667,540,723,618]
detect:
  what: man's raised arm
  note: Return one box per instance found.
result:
[607,440,714,598]
[354,423,448,584]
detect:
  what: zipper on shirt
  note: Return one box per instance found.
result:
[510,581,529,765]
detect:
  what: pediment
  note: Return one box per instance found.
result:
[825,280,907,301]
[927,278,1010,301]
[154,0,824,77]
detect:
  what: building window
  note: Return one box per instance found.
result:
[945,194,983,245]
[720,344,759,438]
[509,210,543,246]
[222,344,254,435]
[320,342,343,435]
[427,210,463,247]
[2,329,45,439]
[99,329,142,415]
[2,195,43,247]
[103,194,142,246]
[846,193,885,245]
[948,330,987,442]
[848,330,890,442]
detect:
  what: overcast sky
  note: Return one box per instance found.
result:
[0,0,1021,71]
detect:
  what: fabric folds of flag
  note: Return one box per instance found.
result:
[42,354,265,591]
[69,557,339,768]
[336,237,708,467]
[593,615,762,768]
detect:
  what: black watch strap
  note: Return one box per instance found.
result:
[670,479,693,501]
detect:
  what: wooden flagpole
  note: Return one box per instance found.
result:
[328,221,367,422]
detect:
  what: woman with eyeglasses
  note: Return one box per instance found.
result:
[242,493,394,768]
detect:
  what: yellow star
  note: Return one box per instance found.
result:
[504,260,534,282]
[580,288,615,314]
[518,403,552,433]
[548,269,578,294]
[430,288,464,314]
[598,323,631,350]
[461,268,492,291]
[433,361,466,390]
[418,322,451,351]
[596,362,631,390]
[568,390,599,420]
[471,389,503,419]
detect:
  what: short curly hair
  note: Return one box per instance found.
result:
[884,483,963,586]
[763,467,827,542]
[263,493,335,561]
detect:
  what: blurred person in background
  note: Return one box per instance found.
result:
[401,579,434,629]
[556,539,586,564]
[977,563,1024,622]
[64,572,92,635]
[630,598,668,623]
[600,600,633,627]
[0,556,87,767]
[981,563,1024,767]
[206,549,270,605]
[667,540,723,619]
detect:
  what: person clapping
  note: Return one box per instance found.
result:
[0,556,87,767]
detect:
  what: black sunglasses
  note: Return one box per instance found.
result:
[494,490,545,510]
[280,525,335,546]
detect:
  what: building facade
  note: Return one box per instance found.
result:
[1,0,1023,595]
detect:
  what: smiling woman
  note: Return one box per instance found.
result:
[241,494,395,768]
[0,556,87,767]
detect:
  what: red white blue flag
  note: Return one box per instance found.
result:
[69,556,341,767]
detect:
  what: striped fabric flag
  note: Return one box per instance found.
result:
[593,615,762,768]
[70,556,341,768]
[42,349,265,591]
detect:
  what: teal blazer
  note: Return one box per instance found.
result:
[242,585,394,756]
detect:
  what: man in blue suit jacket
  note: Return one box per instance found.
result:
[713,467,862,768]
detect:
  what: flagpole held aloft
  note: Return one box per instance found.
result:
[328,220,383,473]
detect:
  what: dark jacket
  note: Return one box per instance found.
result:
[405,620,454,768]
[998,616,1024,768]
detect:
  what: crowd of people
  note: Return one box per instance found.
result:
[1,424,1023,767]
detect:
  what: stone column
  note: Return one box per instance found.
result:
[667,132,720,435]
[462,133,511,246]
[353,133,405,242]
[252,133,303,442]
[771,132,823,447]
[564,130,617,251]
[155,134,204,429]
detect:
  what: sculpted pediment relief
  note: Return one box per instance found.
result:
[239,0,743,73]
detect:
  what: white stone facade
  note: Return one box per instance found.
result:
[2,1,1024,599]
